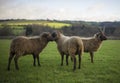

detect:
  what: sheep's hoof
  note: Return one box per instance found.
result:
[15,66,19,70]
[38,64,41,67]
[16,69,19,71]
[91,62,94,63]
[78,67,81,69]
[73,68,76,72]
[7,68,10,71]
[61,63,63,66]
[73,69,76,72]
[66,64,69,66]
[16,68,19,70]
[91,60,94,63]
[66,63,69,66]
[33,64,36,67]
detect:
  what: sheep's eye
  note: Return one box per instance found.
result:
[96,34,100,37]
[43,34,48,38]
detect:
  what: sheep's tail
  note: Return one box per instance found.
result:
[71,40,84,62]
[77,40,84,56]
[8,43,16,61]
[7,46,15,71]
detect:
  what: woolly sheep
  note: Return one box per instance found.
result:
[51,31,84,71]
[69,29,107,63]
[81,29,107,63]
[7,32,53,70]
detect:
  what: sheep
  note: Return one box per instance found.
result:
[81,28,107,63]
[68,28,107,63]
[51,31,84,71]
[7,32,53,70]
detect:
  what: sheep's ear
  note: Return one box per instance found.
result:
[56,30,63,33]
[94,32,100,38]
[42,32,49,38]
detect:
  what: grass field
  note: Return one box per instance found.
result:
[0,20,71,28]
[0,40,120,83]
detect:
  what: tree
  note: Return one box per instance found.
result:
[25,25,33,36]
[0,24,13,36]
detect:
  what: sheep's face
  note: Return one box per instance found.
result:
[95,32,107,41]
[41,32,53,41]
[51,31,61,41]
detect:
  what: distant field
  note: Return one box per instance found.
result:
[0,20,71,28]
[0,40,120,83]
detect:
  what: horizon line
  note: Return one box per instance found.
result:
[0,18,120,22]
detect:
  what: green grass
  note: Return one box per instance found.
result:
[44,22,70,28]
[0,20,71,28]
[0,40,120,83]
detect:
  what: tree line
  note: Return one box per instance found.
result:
[0,20,120,39]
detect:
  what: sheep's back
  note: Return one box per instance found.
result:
[10,36,34,55]
[64,37,83,55]
[57,36,70,54]
[82,38,102,52]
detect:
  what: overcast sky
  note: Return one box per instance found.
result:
[0,0,120,21]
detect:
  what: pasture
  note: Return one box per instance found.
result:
[0,39,120,83]
[0,20,71,28]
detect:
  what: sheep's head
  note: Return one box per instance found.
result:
[51,31,61,41]
[41,32,53,41]
[95,27,107,41]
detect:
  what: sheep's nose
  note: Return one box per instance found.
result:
[51,32,57,38]
[104,37,107,40]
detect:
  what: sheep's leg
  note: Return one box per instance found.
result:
[33,55,36,66]
[78,53,81,69]
[73,57,76,71]
[66,55,69,66]
[72,56,76,71]
[37,55,41,66]
[71,57,73,62]
[90,52,94,63]
[61,54,64,66]
[7,52,15,71]
[14,55,19,70]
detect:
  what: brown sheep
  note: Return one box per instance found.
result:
[69,28,107,63]
[81,29,107,63]
[51,31,84,71]
[7,32,53,70]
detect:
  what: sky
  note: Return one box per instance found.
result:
[0,0,120,21]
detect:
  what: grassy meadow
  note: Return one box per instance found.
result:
[0,20,71,36]
[0,39,120,83]
[0,20,71,28]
